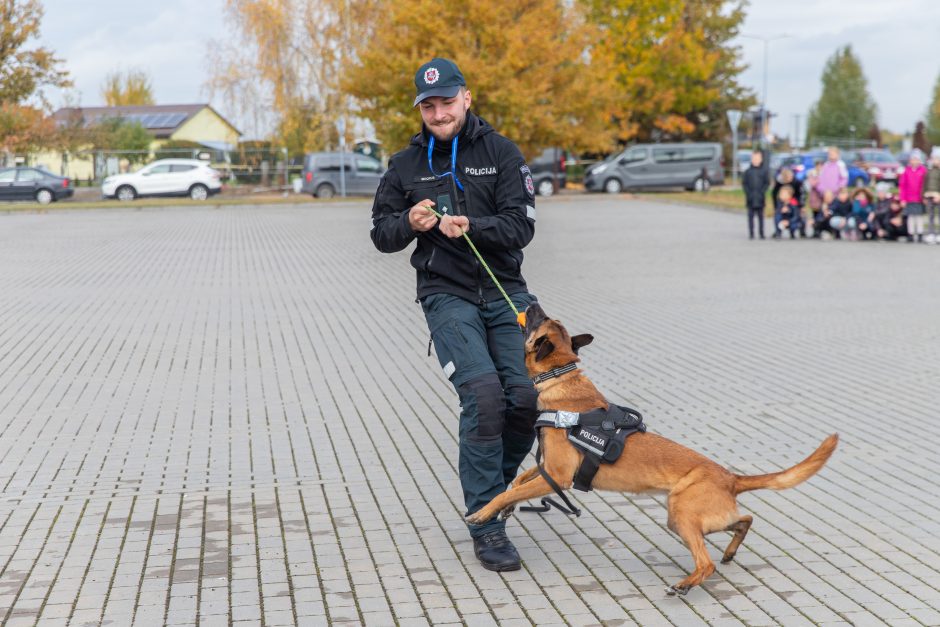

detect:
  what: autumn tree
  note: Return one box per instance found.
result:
[0,0,71,105]
[344,0,618,158]
[925,71,940,148]
[0,0,70,161]
[580,0,754,143]
[867,123,881,147]
[806,46,877,144]
[205,0,378,155]
[0,103,55,157]
[101,69,155,106]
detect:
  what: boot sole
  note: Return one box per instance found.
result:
[478,560,522,572]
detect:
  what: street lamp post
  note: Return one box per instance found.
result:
[741,33,790,148]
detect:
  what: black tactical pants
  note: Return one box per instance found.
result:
[421,292,539,538]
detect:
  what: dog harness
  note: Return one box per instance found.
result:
[521,399,646,516]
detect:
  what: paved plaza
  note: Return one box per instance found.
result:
[0,197,939,626]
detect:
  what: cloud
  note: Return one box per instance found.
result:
[39,0,227,108]
[734,0,940,138]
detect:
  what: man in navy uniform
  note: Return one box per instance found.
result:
[370,58,539,571]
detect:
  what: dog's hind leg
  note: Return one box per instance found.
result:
[666,520,715,596]
[720,515,753,564]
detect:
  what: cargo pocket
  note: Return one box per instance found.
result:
[422,294,478,382]
[428,318,477,381]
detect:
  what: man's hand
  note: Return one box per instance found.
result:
[409,200,437,232]
[439,214,469,238]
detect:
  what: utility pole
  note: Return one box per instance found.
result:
[741,33,791,147]
[793,113,802,150]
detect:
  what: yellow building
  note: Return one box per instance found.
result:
[34,104,241,180]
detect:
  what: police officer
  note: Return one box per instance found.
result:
[370,58,539,571]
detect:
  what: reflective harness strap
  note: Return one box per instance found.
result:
[531,362,578,385]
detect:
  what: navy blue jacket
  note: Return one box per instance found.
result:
[371,112,535,304]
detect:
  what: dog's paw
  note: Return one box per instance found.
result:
[499,505,516,521]
[720,553,736,564]
[465,512,489,525]
[666,585,689,597]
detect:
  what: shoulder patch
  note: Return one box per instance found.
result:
[520,164,534,198]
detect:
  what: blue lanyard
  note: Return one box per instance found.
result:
[427,135,464,191]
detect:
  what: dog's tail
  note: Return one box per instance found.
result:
[734,434,838,495]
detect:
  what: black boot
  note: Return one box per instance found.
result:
[473,529,521,572]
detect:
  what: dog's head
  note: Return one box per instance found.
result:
[524,302,593,376]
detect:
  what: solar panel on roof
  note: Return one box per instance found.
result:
[165,113,187,127]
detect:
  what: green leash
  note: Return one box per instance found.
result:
[425,206,526,327]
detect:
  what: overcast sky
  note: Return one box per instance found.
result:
[38,0,940,143]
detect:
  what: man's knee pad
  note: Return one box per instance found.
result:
[458,373,505,443]
[505,384,538,436]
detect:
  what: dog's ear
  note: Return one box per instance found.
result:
[571,334,594,354]
[534,336,555,361]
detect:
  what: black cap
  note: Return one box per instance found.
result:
[413,58,466,107]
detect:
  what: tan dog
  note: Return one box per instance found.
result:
[467,303,838,595]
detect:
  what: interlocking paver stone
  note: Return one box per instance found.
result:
[0,198,939,625]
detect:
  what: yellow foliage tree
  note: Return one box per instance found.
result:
[0,0,71,106]
[344,0,617,158]
[206,0,378,154]
[581,0,753,142]
[100,69,155,106]
[0,103,55,155]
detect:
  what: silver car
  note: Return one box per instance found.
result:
[584,142,725,193]
[301,152,385,198]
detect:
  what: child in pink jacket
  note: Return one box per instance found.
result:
[899,149,928,242]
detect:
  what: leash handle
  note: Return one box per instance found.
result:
[424,205,523,323]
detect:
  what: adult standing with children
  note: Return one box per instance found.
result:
[899,148,928,242]
[742,150,769,239]
[923,148,940,244]
[815,147,848,198]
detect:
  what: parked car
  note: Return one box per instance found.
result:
[528,147,569,196]
[776,151,870,187]
[895,150,911,167]
[842,149,901,183]
[583,142,724,193]
[736,149,753,174]
[301,152,384,198]
[0,166,74,204]
[102,159,222,201]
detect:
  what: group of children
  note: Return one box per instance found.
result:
[768,147,940,242]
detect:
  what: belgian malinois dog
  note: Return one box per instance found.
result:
[467,303,838,595]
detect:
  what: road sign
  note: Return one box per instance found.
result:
[727,109,743,130]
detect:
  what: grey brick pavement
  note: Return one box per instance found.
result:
[0,198,938,626]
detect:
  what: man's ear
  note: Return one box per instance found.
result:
[535,337,555,361]
[571,334,594,354]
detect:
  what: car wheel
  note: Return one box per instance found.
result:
[316,183,336,199]
[603,178,623,194]
[35,189,53,205]
[116,185,136,201]
[536,178,555,197]
[189,184,209,201]
[693,177,711,192]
